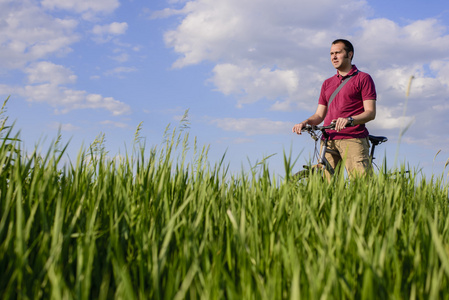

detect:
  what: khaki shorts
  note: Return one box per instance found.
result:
[320,137,371,178]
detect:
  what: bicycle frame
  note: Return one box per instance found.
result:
[300,124,388,177]
[317,129,337,176]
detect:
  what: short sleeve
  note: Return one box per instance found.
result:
[361,74,376,100]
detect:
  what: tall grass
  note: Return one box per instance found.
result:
[394,75,415,168]
[1,118,449,299]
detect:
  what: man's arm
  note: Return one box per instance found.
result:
[333,99,376,132]
[292,104,327,135]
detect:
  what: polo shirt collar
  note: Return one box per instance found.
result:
[337,65,358,79]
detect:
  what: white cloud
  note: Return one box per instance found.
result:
[430,60,449,86]
[91,22,128,43]
[109,53,130,63]
[162,0,367,68]
[211,117,291,136]
[371,106,415,131]
[210,62,323,110]
[2,62,132,115]
[100,120,129,128]
[26,61,77,85]
[0,1,132,118]
[41,0,120,20]
[49,122,81,131]
[92,22,128,41]
[211,64,300,107]
[356,18,449,67]
[104,67,138,77]
[14,84,131,115]
[150,8,184,19]
[0,0,79,69]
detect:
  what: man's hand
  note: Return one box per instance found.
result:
[292,121,307,135]
[333,117,350,132]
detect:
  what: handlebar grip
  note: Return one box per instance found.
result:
[301,124,314,131]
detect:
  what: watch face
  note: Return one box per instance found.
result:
[348,117,353,126]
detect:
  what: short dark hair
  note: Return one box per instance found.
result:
[332,39,354,60]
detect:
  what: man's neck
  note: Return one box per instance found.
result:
[337,64,353,77]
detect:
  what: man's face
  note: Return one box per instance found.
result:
[330,42,352,71]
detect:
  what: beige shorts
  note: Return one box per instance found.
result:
[320,137,371,178]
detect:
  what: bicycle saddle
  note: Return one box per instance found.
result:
[369,135,388,145]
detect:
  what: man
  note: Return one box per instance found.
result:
[292,39,376,177]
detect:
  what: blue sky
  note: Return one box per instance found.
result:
[1,0,449,180]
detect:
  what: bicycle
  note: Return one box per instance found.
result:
[293,123,388,180]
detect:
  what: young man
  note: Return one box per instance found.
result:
[292,39,377,177]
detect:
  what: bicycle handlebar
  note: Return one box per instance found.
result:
[301,122,336,132]
[301,122,336,141]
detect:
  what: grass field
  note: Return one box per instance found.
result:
[1,113,449,299]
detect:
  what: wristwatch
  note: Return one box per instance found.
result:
[347,117,354,127]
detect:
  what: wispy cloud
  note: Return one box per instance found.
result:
[92,22,128,43]
[26,61,77,85]
[41,0,120,20]
[100,120,129,128]
[49,122,81,131]
[1,62,132,116]
[0,2,79,69]
[104,66,137,77]
[210,117,291,136]
[0,1,131,117]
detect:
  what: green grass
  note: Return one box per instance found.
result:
[1,120,449,299]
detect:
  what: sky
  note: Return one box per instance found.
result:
[1,0,449,180]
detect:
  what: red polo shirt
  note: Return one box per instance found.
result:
[318,65,376,140]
